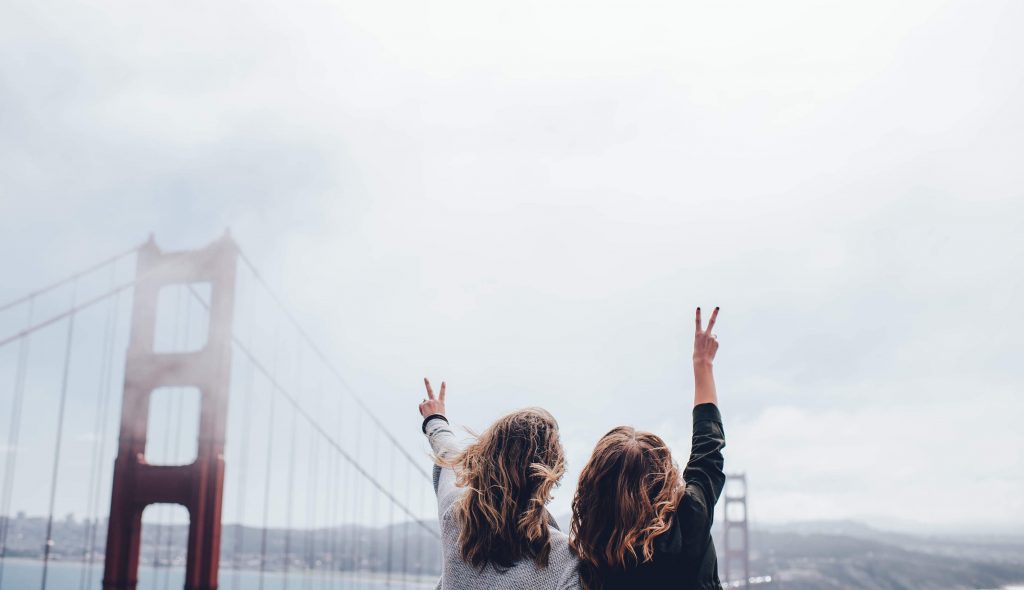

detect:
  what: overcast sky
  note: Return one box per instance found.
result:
[1,0,1023,533]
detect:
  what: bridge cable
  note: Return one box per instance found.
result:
[185,286,439,538]
[403,460,412,585]
[151,287,183,580]
[303,348,322,590]
[334,371,347,589]
[163,293,192,590]
[235,249,431,482]
[372,430,382,579]
[0,279,138,350]
[0,244,139,315]
[418,472,429,579]
[284,402,298,588]
[337,381,354,585]
[0,298,34,588]
[0,252,202,351]
[351,400,363,588]
[40,280,79,590]
[328,440,340,589]
[79,264,119,590]
[85,285,122,588]
[257,336,281,590]
[231,360,256,590]
[299,345,311,588]
[231,281,257,590]
[386,446,395,585]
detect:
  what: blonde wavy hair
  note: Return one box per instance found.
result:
[569,426,684,590]
[439,407,566,569]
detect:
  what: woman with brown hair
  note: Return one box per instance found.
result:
[570,307,726,590]
[417,379,581,590]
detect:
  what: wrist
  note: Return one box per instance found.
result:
[421,413,449,433]
[693,359,714,372]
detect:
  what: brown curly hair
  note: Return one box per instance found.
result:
[569,426,684,590]
[438,407,566,570]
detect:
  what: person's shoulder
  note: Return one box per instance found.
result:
[545,530,582,589]
[438,496,464,536]
[654,497,710,556]
[547,529,581,569]
[548,527,574,553]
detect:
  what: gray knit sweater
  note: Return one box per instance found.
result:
[423,416,582,590]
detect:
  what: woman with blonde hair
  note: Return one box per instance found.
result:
[570,307,727,590]
[417,379,581,589]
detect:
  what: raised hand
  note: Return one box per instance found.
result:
[693,306,720,367]
[692,307,719,407]
[418,377,447,418]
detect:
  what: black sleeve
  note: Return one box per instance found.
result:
[677,403,726,541]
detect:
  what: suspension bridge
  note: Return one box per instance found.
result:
[0,234,441,590]
[0,234,762,590]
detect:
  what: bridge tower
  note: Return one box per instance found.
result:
[103,235,238,590]
[722,472,750,588]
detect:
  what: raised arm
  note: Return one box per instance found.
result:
[418,378,462,514]
[679,307,725,540]
[652,308,726,556]
[692,306,720,407]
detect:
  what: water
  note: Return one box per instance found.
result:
[0,560,432,590]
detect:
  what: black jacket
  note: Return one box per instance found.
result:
[593,403,726,590]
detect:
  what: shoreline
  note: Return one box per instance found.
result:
[0,557,437,586]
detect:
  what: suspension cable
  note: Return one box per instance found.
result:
[151,288,181,576]
[235,248,431,481]
[0,299,34,588]
[231,283,258,590]
[162,292,191,590]
[337,378,351,588]
[351,399,363,587]
[84,286,122,589]
[371,430,381,578]
[418,471,429,579]
[79,265,119,590]
[302,431,316,590]
[403,460,411,585]
[231,361,255,590]
[186,286,438,538]
[40,280,79,590]
[283,404,298,589]
[386,447,395,585]
[0,249,199,351]
[0,244,139,314]
[304,348,321,590]
[0,279,139,350]
[257,337,280,590]
[328,440,340,589]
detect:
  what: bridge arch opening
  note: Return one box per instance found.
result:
[154,282,211,354]
[138,503,189,589]
[145,386,201,466]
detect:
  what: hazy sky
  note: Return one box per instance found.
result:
[1,0,1023,533]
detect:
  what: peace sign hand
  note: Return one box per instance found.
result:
[418,378,447,418]
[693,307,720,367]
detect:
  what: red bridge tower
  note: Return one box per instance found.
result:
[102,235,238,590]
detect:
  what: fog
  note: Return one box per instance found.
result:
[1,0,1022,531]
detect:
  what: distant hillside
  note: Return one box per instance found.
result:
[747,529,1024,590]
[726,521,1024,590]
[2,513,1022,588]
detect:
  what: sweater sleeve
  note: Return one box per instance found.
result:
[423,416,463,516]
[679,403,726,538]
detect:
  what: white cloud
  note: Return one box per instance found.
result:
[1,0,1022,529]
